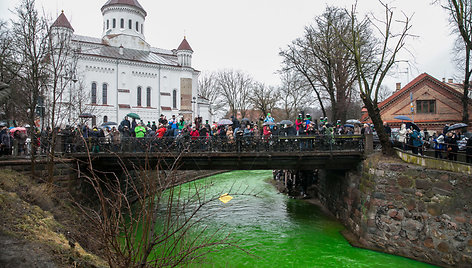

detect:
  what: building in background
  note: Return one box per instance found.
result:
[51,0,211,126]
[361,73,472,133]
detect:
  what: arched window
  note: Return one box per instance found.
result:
[102,83,108,105]
[112,18,116,28]
[137,86,142,106]
[91,82,97,104]
[135,21,139,31]
[120,18,124,28]
[146,87,151,107]
[107,20,109,29]
[172,89,177,109]
[128,19,132,29]
[103,116,108,123]
[141,24,143,34]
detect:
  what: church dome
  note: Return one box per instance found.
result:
[52,11,74,31]
[177,37,193,52]
[101,0,146,16]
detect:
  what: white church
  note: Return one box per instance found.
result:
[51,0,211,126]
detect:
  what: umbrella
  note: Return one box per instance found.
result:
[79,113,94,118]
[263,121,276,126]
[101,121,117,126]
[406,122,420,131]
[241,118,251,122]
[394,115,412,121]
[218,119,233,126]
[346,119,361,125]
[10,127,26,133]
[126,113,140,119]
[279,120,293,125]
[447,123,468,132]
[344,124,354,128]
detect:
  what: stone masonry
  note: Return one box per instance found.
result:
[318,154,472,267]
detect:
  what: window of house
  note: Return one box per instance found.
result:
[416,100,436,114]
[120,18,124,28]
[141,24,143,34]
[112,19,116,28]
[91,82,97,104]
[172,89,177,109]
[106,20,109,29]
[136,21,139,31]
[137,86,142,106]
[103,116,108,123]
[102,83,108,105]
[128,19,132,29]
[146,87,151,107]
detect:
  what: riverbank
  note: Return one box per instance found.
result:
[0,169,107,267]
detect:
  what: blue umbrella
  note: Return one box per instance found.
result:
[446,123,468,132]
[394,115,412,121]
[344,124,354,128]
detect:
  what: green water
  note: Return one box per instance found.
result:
[157,170,435,267]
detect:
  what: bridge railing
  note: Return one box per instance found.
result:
[64,134,365,154]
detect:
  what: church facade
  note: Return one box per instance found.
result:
[51,0,210,126]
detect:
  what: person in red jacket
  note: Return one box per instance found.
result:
[190,126,200,140]
[157,125,167,138]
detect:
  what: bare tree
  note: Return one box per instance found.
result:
[278,71,314,119]
[437,0,472,124]
[198,72,225,120]
[340,1,413,155]
[280,41,327,117]
[214,70,253,118]
[248,82,279,117]
[77,150,255,267]
[12,0,50,177]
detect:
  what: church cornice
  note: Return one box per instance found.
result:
[102,6,145,18]
[78,53,197,72]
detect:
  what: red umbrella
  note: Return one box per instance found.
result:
[10,127,27,133]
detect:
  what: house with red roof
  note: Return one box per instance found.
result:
[361,73,472,132]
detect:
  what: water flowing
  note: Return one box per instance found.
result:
[159,170,434,267]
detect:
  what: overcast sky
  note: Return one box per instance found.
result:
[0,0,459,90]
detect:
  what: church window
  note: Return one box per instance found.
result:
[120,19,124,29]
[113,19,116,28]
[136,21,139,31]
[91,82,97,104]
[106,20,109,29]
[416,100,436,114]
[137,87,142,106]
[141,24,143,34]
[102,83,108,105]
[146,87,151,107]
[172,89,177,109]
[103,116,108,123]
[128,19,132,29]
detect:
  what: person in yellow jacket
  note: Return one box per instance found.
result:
[134,123,146,152]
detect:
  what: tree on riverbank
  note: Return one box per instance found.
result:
[77,150,255,267]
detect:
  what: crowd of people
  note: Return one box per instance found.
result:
[0,113,470,163]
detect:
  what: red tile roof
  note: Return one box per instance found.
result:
[177,37,193,52]
[51,11,74,31]
[102,0,146,16]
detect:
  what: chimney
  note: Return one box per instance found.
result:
[119,45,124,55]
[448,78,453,83]
[396,82,401,91]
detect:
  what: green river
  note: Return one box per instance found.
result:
[157,170,435,267]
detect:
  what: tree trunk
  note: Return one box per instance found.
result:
[462,46,471,125]
[363,97,393,155]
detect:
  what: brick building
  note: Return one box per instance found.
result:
[361,73,472,133]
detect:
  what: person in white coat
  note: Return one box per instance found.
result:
[398,123,408,150]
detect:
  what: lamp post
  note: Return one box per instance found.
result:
[191,96,196,123]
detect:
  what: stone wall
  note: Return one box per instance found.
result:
[318,154,472,267]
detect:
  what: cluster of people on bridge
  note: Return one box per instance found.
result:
[0,113,470,164]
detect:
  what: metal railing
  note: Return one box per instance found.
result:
[61,134,365,154]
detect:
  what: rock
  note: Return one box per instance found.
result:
[432,187,452,196]
[427,204,441,216]
[415,179,430,190]
[402,218,423,241]
[373,192,385,200]
[455,217,466,224]
[468,240,472,247]
[424,237,435,249]
[402,188,416,195]
[415,191,423,197]
[398,176,413,188]
[437,242,449,253]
